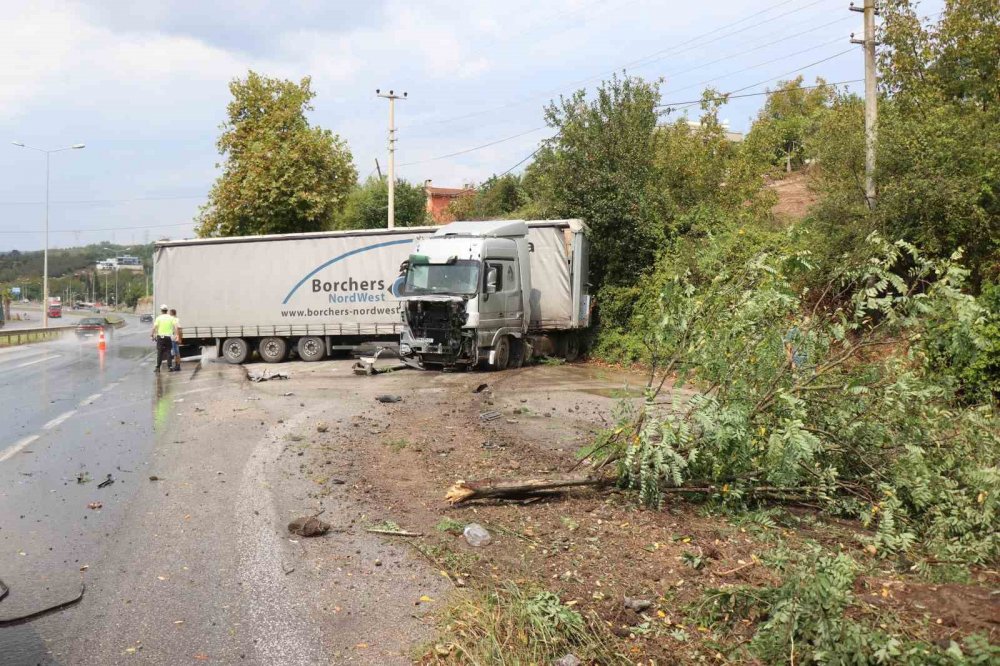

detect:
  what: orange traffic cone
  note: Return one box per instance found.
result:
[98,330,107,351]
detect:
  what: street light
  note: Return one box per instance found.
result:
[11,141,86,328]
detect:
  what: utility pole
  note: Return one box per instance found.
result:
[850,0,878,209]
[376,89,407,228]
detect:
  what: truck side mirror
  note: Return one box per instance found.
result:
[485,267,498,294]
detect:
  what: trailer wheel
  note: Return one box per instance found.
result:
[222,337,251,364]
[258,337,288,363]
[297,336,326,362]
[564,333,580,362]
[490,336,510,371]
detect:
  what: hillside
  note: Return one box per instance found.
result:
[0,243,153,282]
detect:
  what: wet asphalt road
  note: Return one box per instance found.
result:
[0,317,360,665]
[0,316,160,662]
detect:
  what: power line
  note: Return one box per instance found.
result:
[403,0,826,133]
[657,49,858,110]
[399,46,858,169]
[398,126,548,167]
[0,222,192,235]
[658,78,863,110]
[0,194,206,206]
[480,76,865,180]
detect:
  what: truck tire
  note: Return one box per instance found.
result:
[490,336,510,371]
[258,337,288,363]
[297,336,326,362]
[222,337,250,364]
[509,337,526,369]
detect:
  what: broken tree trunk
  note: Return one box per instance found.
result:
[445,476,613,504]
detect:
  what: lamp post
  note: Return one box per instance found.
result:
[11,141,86,328]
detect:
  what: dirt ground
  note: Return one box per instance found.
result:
[768,170,817,223]
[249,357,998,664]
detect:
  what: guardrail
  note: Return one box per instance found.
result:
[0,325,75,347]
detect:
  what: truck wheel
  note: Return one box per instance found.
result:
[297,336,326,362]
[490,336,510,371]
[222,337,250,364]
[258,337,288,363]
[509,337,525,369]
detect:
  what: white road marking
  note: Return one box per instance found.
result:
[105,381,120,391]
[0,434,40,463]
[13,354,62,369]
[42,410,76,430]
[79,393,103,407]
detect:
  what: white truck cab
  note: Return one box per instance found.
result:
[399,219,589,370]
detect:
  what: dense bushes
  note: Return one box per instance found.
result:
[594,236,999,566]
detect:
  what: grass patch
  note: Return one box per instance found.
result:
[386,437,408,452]
[424,583,622,665]
[435,518,465,536]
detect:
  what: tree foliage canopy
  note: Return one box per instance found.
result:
[196,72,357,237]
[333,177,427,230]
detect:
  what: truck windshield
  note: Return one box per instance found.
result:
[402,260,480,296]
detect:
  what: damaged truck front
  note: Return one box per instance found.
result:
[399,219,590,370]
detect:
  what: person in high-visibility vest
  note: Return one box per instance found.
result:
[150,305,175,373]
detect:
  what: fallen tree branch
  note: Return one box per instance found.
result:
[445,477,614,504]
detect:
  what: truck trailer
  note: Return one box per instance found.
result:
[399,219,590,370]
[153,220,589,366]
[154,227,432,363]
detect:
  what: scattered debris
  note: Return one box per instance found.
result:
[479,410,502,422]
[365,527,422,537]
[375,394,402,403]
[473,383,489,393]
[462,523,492,547]
[624,597,653,612]
[87,501,103,510]
[247,370,289,383]
[0,583,85,627]
[316,423,329,433]
[0,578,8,603]
[282,392,294,397]
[148,475,162,482]
[445,476,613,504]
[97,474,115,488]
[287,516,331,537]
[76,471,91,484]
[555,655,581,666]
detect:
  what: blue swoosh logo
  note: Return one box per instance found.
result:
[281,238,413,304]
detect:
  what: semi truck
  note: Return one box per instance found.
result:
[153,220,589,368]
[398,219,590,370]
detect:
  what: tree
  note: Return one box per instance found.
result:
[447,174,525,220]
[524,74,664,287]
[196,72,357,237]
[805,1,1000,285]
[333,177,427,230]
[746,76,834,171]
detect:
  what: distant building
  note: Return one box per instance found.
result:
[97,255,144,272]
[424,180,474,224]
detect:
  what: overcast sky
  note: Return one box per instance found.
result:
[0,0,941,251]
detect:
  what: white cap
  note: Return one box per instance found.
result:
[160,304,168,311]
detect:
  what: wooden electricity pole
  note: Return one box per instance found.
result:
[850,0,878,209]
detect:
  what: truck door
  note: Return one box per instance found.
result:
[484,259,521,329]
